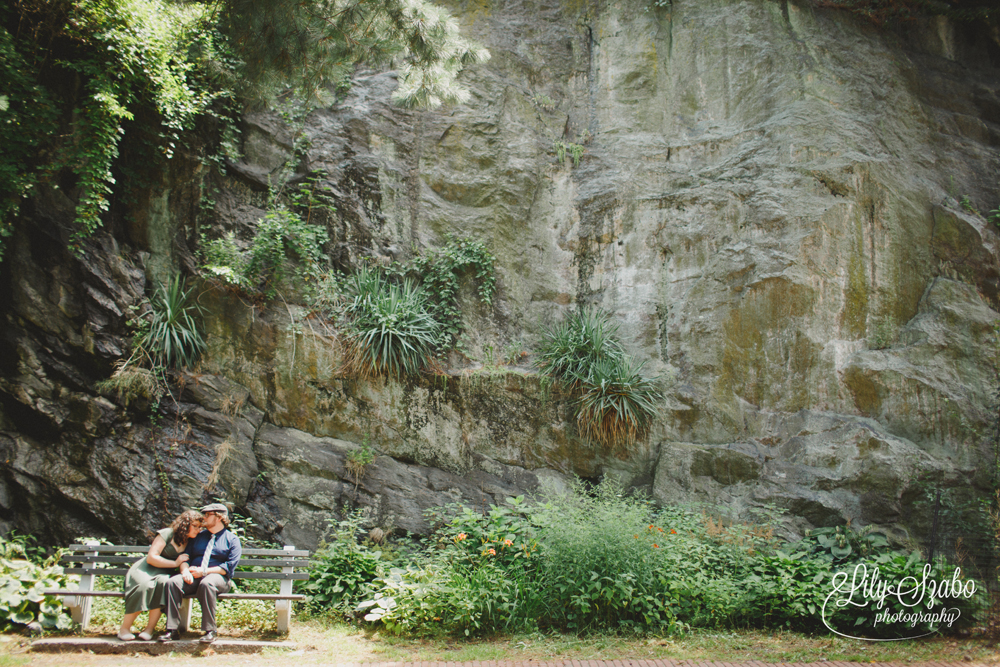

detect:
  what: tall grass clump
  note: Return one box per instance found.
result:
[96,273,204,406]
[576,355,661,449]
[146,275,206,369]
[537,307,624,384]
[342,267,441,379]
[538,308,662,450]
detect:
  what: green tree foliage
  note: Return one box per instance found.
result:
[217,0,489,105]
[0,0,487,261]
[0,0,231,260]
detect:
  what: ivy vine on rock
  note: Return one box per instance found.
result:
[389,236,497,350]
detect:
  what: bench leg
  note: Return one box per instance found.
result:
[72,544,100,631]
[178,598,193,633]
[66,596,93,630]
[276,548,295,634]
[276,600,291,634]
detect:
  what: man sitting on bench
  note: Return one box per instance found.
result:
[158,503,242,644]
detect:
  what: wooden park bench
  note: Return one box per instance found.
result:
[45,542,309,634]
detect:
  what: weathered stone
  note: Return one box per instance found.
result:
[1,0,998,548]
[652,411,951,537]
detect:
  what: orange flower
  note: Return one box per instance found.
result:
[456,533,467,541]
[503,539,513,546]
[648,524,654,530]
[670,529,677,534]
[653,544,659,548]
[657,527,664,533]
[488,548,496,555]
[634,535,638,539]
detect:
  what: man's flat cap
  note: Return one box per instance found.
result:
[200,503,229,514]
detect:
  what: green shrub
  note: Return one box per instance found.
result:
[360,483,744,636]
[357,484,982,639]
[738,525,982,637]
[426,496,539,572]
[200,232,250,290]
[388,236,497,350]
[738,546,833,630]
[302,513,383,615]
[0,536,74,631]
[361,556,533,636]
[246,209,328,297]
[200,208,329,299]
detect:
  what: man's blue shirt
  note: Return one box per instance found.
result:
[184,527,241,580]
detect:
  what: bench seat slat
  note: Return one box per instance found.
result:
[59,594,311,600]
[217,594,306,600]
[44,590,306,601]
[67,545,309,557]
[228,558,309,567]
[63,568,309,580]
[62,555,308,568]
[67,546,150,553]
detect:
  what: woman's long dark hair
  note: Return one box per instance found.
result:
[170,510,204,549]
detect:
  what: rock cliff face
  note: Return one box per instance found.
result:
[1,0,999,548]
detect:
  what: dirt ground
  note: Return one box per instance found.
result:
[5,622,1000,667]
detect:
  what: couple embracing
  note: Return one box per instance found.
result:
[118,503,242,644]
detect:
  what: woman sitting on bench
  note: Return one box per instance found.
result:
[117,510,204,641]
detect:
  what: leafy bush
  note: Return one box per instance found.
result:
[361,556,533,636]
[738,524,982,637]
[200,232,250,290]
[528,484,685,632]
[360,484,757,636]
[356,483,982,639]
[388,236,497,350]
[0,536,74,631]
[245,209,328,297]
[302,513,383,615]
[202,208,329,299]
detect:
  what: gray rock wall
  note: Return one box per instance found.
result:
[1,0,998,548]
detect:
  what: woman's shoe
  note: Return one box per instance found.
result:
[117,631,135,641]
[137,631,153,641]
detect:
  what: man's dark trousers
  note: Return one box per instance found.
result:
[164,573,231,631]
